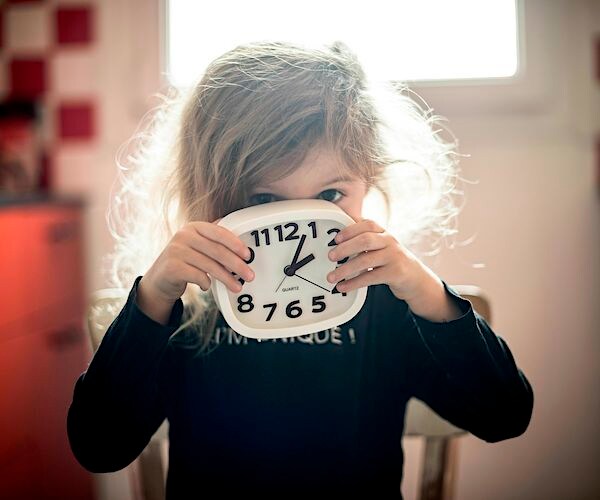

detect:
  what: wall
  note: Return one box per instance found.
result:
[403,1,600,499]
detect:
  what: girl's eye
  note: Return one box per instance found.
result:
[249,193,277,205]
[249,189,343,205]
[318,189,343,203]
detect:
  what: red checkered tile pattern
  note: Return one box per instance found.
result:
[0,0,97,190]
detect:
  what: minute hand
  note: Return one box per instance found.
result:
[290,234,306,267]
[287,254,315,275]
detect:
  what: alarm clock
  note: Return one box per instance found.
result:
[209,198,368,340]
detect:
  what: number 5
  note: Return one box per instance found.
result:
[312,295,326,313]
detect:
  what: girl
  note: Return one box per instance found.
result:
[67,41,533,498]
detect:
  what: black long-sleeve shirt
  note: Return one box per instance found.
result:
[67,276,533,498]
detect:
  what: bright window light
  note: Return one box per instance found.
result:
[166,0,519,87]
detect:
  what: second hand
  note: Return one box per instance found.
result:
[294,273,332,293]
[274,275,287,293]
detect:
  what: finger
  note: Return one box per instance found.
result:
[335,218,385,244]
[183,263,212,291]
[329,231,388,263]
[185,232,254,282]
[184,250,244,293]
[327,248,386,283]
[335,266,389,293]
[191,221,251,261]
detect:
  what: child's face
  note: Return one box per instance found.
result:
[247,146,368,222]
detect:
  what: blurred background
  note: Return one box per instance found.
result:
[0,0,598,499]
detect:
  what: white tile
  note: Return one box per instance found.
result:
[5,4,51,53]
[53,145,97,196]
[51,52,98,96]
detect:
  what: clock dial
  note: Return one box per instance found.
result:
[226,218,357,331]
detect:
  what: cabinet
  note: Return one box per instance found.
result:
[0,197,95,499]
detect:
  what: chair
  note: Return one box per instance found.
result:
[86,284,490,500]
[86,289,168,500]
[404,285,491,500]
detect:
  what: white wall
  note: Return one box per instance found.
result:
[87,1,163,497]
[84,0,600,498]
[403,1,600,499]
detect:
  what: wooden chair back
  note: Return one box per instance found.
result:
[86,289,167,500]
[404,285,491,500]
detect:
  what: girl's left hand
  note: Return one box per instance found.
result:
[326,218,463,322]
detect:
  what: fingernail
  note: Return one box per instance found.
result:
[327,272,336,282]
[329,251,337,261]
[335,233,343,243]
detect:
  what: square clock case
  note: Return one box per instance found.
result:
[210,198,368,340]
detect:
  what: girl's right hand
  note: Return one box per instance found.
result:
[139,219,255,309]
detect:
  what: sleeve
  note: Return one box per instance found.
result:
[397,281,534,443]
[66,275,185,473]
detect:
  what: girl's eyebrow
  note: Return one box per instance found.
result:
[255,174,355,192]
[321,174,356,185]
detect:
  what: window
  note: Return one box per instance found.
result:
[165,0,520,88]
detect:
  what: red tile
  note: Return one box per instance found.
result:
[58,102,95,140]
[10,59,46,98]
[56,7,93,45]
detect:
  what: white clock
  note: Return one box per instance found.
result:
[209,198,368,340]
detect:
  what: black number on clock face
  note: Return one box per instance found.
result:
[326,227,349,264]
[327,227,339,246]
[273,222,300,241]
[250,221,319,246]
[286,300,302,318]
[244,247,256,264]
[230,247,255,285]
[263,303,277,321]
[250,228,272,246]
[331,280,347,297]
[237,295,328,321]
[312,295,326,312]
[237,294,255,313]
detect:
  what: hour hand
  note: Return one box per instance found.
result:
[285,253,315,276]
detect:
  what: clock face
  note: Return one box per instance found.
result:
[211,200,367,340]
[230,219,354,329]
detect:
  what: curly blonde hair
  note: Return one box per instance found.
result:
[104,40,467,355]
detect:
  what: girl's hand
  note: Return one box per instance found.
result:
[140,219,255,308]
[326,218,463,322]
